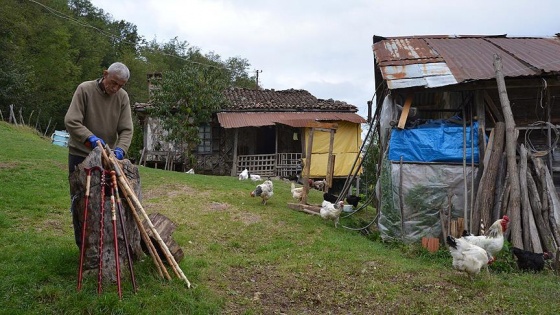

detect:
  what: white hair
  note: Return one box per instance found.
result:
[107,62,130,80]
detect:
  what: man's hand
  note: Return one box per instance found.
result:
[85,135,105,148]
[114,147,125,160]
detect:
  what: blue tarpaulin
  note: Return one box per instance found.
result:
[388,120,480,163]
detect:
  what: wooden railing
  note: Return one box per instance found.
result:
[236,153,302,177]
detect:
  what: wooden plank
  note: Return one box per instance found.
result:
[304,122,338,129]
[397,94,414,129]
[287,203,321,215]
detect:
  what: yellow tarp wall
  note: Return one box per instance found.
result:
[302,121,363,177]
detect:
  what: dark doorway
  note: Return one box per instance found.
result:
[256,126,276,154]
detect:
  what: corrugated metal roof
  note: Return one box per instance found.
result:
[217,112,366,129]
[373,35,560,89]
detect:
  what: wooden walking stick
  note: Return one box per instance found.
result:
[97,170,107,295]
[77,166,98,291]
[100,144,191,287]
[110,181,122,300]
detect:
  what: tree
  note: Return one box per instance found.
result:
[149,62,230,163]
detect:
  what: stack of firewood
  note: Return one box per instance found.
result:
[473,121,560,257]
[471,56,560,269]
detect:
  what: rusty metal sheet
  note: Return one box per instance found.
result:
[374,35,560,90]
[487,37,560,73]
[217,112,366,129]
[373,38,443,66]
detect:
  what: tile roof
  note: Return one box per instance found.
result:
[221,87,358,112]
[373,34,560,89]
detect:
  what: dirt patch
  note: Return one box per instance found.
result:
[0,161,20,169]
[230,212,261,225]
[143,184,198,199]
[208,202,230,211]
[209,264,389,315]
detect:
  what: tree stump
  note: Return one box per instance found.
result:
[142,213,184,264]
[69,147,143,282]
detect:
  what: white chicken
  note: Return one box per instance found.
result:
[238,169,249,180]
[461,215,509,259]
[446,235,495,280]
[291,182,304,202]
[251,180,274,205]
[320,200,344,227]
[249,174,261,181]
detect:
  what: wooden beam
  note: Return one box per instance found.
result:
[483,90,504,122]
[287,203,321,215]
[301,128,315,204]
[397,94,414,129]
[230,129,239,176]
[494,54,523,248]
[325,129,335,190]
[304,121,338,130]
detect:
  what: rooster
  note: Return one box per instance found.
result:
[461,215,509,259]
[291,182,303,202]
[320,200,344,227]
[512,247,552,272]
[446,235,495,280]
[251,180,273,205]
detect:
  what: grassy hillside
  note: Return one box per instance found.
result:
[1,121,559,314]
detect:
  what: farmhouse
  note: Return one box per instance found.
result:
[371,34,560,249]
[135,85,366,190]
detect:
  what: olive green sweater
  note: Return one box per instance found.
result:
[64,79,133,157]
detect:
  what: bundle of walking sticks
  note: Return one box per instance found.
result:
[76,143,191,299]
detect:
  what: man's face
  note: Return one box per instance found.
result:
[102,70,127,95]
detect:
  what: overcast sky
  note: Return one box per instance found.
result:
[89,0,559,118]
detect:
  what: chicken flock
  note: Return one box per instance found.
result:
[445,215,552,278]
[246,173,363,229]
[242,173,552,277]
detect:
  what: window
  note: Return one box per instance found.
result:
[198,124,212,154]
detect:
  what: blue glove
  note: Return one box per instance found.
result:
[113,147,125,160]
[85,135,105,148]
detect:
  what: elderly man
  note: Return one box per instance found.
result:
[64,62,133,248]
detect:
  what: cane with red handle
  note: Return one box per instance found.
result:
[110,170,138,293]
[110,180,122,299]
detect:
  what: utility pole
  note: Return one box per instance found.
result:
[255,70,262,89]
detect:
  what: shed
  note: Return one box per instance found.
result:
[371,34,560,245]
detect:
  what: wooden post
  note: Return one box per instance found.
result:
[231,129,239,176]
[301,128,315,204]
[493,54,523,248]
[325,129,335,190]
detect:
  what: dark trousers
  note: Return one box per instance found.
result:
[69,154,86,248]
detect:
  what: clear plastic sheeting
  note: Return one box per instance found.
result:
[377,159,477,243]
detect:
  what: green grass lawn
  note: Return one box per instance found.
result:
[1,121,559,315]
